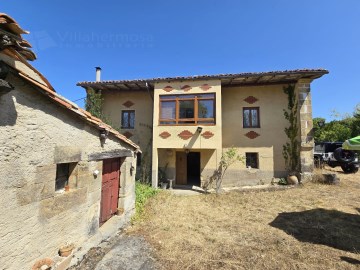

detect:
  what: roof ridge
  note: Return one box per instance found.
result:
[77,68,329,86]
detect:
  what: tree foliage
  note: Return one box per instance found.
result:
[85,88,103,118]
[85,88,113,126]
[314,104,360,142]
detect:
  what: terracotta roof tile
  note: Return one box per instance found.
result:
[77,68,329,88]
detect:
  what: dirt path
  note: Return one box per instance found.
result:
[70,231,157,270]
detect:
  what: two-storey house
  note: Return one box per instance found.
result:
[78,69,328,188]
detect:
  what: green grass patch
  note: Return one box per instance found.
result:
[132,181,159,223]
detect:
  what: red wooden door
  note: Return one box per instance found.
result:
[100,158,121,224]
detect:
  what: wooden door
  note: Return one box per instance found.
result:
[176,152,187,185]
[100,158,121,224]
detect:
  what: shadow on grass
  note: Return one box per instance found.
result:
[340,256,360,265]
[269,208,360,253]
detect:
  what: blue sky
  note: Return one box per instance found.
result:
[3,1,360,120]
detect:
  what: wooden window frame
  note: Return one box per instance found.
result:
[159,94,216,126]
[245,152,259,169]
[121,110,135,129]
[243,107,260,128]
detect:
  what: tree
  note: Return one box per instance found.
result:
[314,104,360,142]
[203,147,244,194]
[351,103,360,137]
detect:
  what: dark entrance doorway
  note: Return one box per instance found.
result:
[187,152,201,186]
[100,158,121,225]
[176,151,201,186]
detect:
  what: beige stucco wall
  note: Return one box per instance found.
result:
[99,77,315,188]
[157,148,219,186]
[221,84,290,185]
[0,72,136,269]
[102,90,153,152]
[152,80,222,187]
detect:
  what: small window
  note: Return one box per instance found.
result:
[243,107,260,128]
[246,153,259,169]
[55,163,77,191]
[121,110,135,129]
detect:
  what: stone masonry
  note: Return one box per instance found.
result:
[296,79,314,181]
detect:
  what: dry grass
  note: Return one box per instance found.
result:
[129,168,360,270]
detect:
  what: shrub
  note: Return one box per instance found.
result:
[132,181,159,223]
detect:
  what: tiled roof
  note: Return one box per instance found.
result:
[0,13,140,151]
[0,13,36,61]
[77,69,329,91]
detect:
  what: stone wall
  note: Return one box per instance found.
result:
[296,79,314,181]
[0,73,136,270]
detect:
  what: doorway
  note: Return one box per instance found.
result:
[176,151,201,186]
[100,158,121,225]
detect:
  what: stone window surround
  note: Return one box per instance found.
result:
[55,162,78,192]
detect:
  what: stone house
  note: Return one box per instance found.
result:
[78,68,328,189]
[0,14,140,269]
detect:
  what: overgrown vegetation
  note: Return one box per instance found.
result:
[314,103,360,142]
[138,127,153,184]
[85,88,112,125]
[132,181,159,223]
[282,84,299,173]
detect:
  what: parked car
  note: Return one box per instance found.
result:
[314,142,359,173]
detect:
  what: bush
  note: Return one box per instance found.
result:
[132,181,159,222]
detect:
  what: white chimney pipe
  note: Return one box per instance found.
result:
[95,67,101,82]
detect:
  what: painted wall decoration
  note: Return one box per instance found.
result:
[163,85,174,92]
[159,131,171,139]
[244,96,258,104]
[180,85,192,92]
[200,84,212,91]
[123,100,134,108]
[178,130,194,140]
[245,131,260,139]
[123,131,133,138]
[201,131,214,139]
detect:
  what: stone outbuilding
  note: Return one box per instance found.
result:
[0,14,140,269]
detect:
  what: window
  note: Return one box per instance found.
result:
[246,153,259,169]
[159,94,215,125]
[55,163,77,191]
[243,107,260,128]
[121,110,135,129]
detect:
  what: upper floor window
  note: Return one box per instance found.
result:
[243,107,260,128]
[121,110,135,129]
[160,94,215,125]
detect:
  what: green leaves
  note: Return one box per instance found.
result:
[314,104,360,142]
[283,85,299,172]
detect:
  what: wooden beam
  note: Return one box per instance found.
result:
[88,149,133,161]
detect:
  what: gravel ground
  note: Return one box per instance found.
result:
[70,230,157,270]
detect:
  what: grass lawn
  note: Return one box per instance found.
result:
[129,168,360,270]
